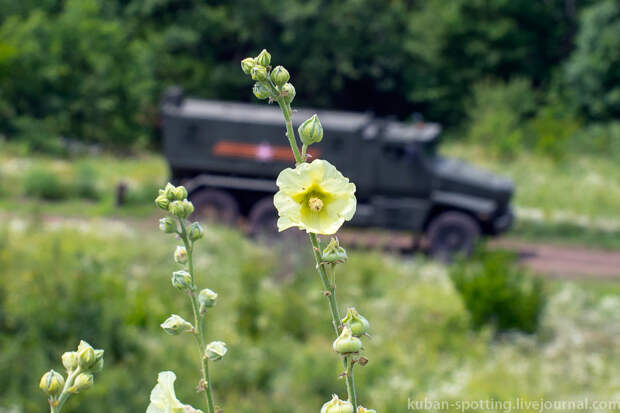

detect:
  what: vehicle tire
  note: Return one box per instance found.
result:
[249,197,305,244]
[426,211,480,261]
[189,188,239,225]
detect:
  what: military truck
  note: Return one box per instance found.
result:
[160,88,514,258]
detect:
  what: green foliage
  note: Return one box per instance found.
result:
[23,168,69,201]
[466,78,536,158]
[564,0,620,120]
[450,248,546,334]
[0,223,617,413]
[73,164,101,201]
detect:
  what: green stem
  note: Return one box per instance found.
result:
[345,356,358,411]
[52,367,81,413]
[276,98,302,163]
[179,220,216,413]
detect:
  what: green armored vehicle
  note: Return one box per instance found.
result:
[161,88,514,258]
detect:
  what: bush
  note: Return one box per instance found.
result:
[23,167,69,201]
[73,163,101,201]
[449,247,546,334]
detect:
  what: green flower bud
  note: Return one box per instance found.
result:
[92,349,104,373]
[251,65,268,82]
[281,83,296,104]
[173,186,188,201]
[155,194,170,211]
[332,326,362,354]
[321,395,354,413]
[188,222,204,241]
[169,201,187,218]
[62,351,79,372]
[298,114,324,146]
[255,49,271,67]
[171,270,192,290]
[241,57,257,75]
[68,373,93,394]
[174,246,188,265]
[159,217,177,234]
[39,370,64,396]
[205,341,228,362]
[77,340,96,370]
[341,307,370,337]
[161,314,193,335]
[322,237,348,264]
[253,82,271,100]
[198,288,218,315]
[357,406,376,413]
[270,65,290,87]
[163,183,176,201]
[182,199,194,217]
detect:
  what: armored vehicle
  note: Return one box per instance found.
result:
[161,88,514,258]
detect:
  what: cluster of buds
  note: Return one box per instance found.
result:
[40,341,103,412]
[241,49,295,103]
[155,183,195,223]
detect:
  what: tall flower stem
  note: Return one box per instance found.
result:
[178,220,216,413]
[275,98,359,410]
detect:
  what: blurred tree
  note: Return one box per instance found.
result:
[564,0,620,120]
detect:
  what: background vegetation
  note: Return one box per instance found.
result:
[1,0,619,159]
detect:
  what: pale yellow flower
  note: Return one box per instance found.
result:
[274,159,356,235]
[147,371,202,413]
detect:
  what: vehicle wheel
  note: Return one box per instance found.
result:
[249,197,305,244]
[189,188,239,225]
[426,211,480,261]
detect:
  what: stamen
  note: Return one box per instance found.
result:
[308,197,324,212]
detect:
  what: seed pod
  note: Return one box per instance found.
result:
[39,370,64,396]
[199,288,218,315]
[159,217,176,234]
[332,326,362,354]
[322,238,348,264]
[320,394,354,413]
[280,83,296,104]
[270,65,290,87]
[171,270,192,290]
[188,222,204,241]
[341,307,370,337]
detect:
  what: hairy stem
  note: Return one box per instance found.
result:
[276,98,302,163]
[345,356,358,411]
[179,220,216,413]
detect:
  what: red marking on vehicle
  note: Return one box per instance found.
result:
[213,141,320,162]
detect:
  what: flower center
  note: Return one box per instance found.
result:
[308,197,324,212]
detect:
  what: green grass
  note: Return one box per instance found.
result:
[0,217,618,413]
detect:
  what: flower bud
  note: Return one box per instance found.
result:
[188,222,204,241]
[163,183,176,201]
[68,373,93,394]
[253,82,271,100]
[321,395,354,413]
[255,49,271,67]
[169,201,188,218]
[155,194,170,211]
[251,65,268,82]
[205,341,228,361]
[62,351,79,372]
[241,57,256,75]
[341,307,370,337]
[298,114,323,145]
[182,199,194,217]
[281,83,296,104]
[332,326,362,354]
[92,349,104,373]
[199,288,218,315]
[322,238,348,264]
[171,270,192,290]
[159,217,176,234]
[161,314,193,335]
[270,65,290,87]
[174,246,188,265]
[77,340,96,370]
[39,370,64,396]
[357,406,376,413]
[173,186,188,201]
